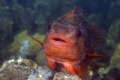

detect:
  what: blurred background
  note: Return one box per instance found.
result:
[0,0,120,79]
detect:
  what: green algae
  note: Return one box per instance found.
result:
[9,30,45,55]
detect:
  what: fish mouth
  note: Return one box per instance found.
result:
[52,37,67,43]
[49,35,72,47]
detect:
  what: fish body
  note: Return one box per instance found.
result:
[29,7,106,80]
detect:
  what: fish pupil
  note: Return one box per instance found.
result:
[77,31,81,37]
[47,24,51,31]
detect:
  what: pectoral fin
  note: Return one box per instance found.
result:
[29,35,43,46]
[86,54,106,60]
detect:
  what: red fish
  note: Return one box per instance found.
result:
[29,7,106,80]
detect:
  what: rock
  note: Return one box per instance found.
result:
[28,66,53,80]
[0,59,38,80]
[110,43,120,67]
[0,59,84,80]
[53,72,82,80]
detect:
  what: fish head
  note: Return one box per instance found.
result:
[43,7,91,62]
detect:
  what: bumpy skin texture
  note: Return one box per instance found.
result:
[43,7,92,80]
[42,7,106,80]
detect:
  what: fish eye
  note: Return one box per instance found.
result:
[47,24,51,31]
[76,30,81,37]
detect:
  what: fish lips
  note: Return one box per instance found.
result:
[49,34,73,47]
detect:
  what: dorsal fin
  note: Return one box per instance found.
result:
[29,35,43,46]
[90,25,107,47]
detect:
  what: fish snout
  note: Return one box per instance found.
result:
[49,35,73,47]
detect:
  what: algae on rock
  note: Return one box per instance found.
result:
[8,30,46,65]
[0,59,83,80]
[9,30,45,55]
[0,59,38,80]
[109,19,120,42]
[110,43,120,67]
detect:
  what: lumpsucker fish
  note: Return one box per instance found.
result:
[29,7,106,80]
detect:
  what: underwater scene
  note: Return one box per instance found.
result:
[0,0,120,80]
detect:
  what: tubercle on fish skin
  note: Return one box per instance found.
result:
[42,7,106,80]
